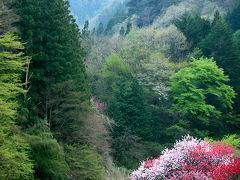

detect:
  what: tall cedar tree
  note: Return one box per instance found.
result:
[173,13,211,49]
[12,0,89,138]
[0,5,72,179]
[107,78,152,140]
[227,2,240,32]
[199,11,240,114]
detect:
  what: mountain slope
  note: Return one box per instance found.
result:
[69,0,127,29]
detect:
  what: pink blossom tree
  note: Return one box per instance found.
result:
[130,135,240,180]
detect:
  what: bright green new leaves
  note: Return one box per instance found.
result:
[0,27,33,179]
[0,33,29,121]
[0,126,34,179]
[102,53,131,81]
[170,57,235,126]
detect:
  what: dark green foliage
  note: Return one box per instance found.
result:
[10,1,94,179]
[234,30,240,46]
[227,3,240,32]
[104,7,128,35]
[119,26,125,36]
[101,53,153,168]
[199,11,240,85]
[12,0,89,125]
[125,21,132,35]
[173,13,211,49]
[199,11,240,113]
[2,0,239,176]
[112,132,165,169]
[80,21,92,60]
[108,78,152,140]
[112,131,144,169]
[97,22,104,36]
[39,81,87,143]
[127,0,181,27]
[65,144,106,180]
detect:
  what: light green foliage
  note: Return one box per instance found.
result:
[0,27,34,179]
[170,57,235,131]
[221,135,240,156]
[99,53,131,101]
[0,32,29,121]
[121,25,189,65]
[152,0,227,29]
[120,27,154,65]
[153,25,190,62]
[86,35,122,94]
[127,0,181,27]
[103,53,131,81]
[0,126,34,179]
[65,144,106,180]
[26,119,70,180]
[205,134,240,156]
[137,53,186,100]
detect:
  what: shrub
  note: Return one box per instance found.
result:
[130,135,240,180]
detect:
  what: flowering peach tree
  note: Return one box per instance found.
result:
[130,135,240,180]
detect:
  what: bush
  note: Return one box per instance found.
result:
[206,134,240,156]
[65,144,106,180]
[130,135,240,180]
[0,126,34,179]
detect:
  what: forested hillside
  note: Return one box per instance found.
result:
[84,0,240,177]
[0,0,240,179]
[69,0,128,29]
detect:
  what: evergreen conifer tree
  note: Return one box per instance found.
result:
[108,78,152,140]
[12,0,89,133]
[173,13,211,49]
[97,22,104,36]
[227,3,240,32]
[199,11,240,113]
[11,1,92,178]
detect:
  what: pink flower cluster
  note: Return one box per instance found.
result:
[130,135,240,180]
[91,97,105,113]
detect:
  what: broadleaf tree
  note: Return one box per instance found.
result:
[170,57,235,137]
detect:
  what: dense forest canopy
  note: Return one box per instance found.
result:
[0,0,240,179]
